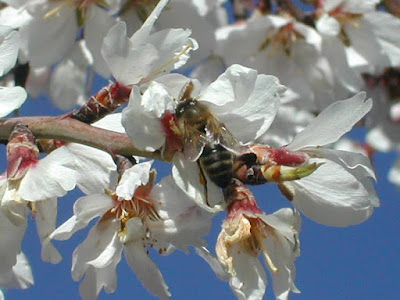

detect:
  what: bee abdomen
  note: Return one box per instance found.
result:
[201,144,234,188]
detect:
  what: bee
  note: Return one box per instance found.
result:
[174,82,239,203]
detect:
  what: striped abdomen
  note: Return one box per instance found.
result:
[200,143,234,188]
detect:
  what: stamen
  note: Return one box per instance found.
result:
[144,42,195,83]
[44,0,75,19]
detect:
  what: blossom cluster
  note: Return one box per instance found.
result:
[0,0,394,299]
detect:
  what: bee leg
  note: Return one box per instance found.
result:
[197,161,210,206]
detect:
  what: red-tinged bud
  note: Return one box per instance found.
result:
[70,81,132,124]
[7,123,39,180]
[36,139,66,153]
[243,144,307,166]
[224,179,263,220]
[160,111,183,161]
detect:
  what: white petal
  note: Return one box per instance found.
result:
[21,7,77,66]
[148,28,198,73]
[345,16,390,71]
[92,113,125,133]
[129,0,169,45]
[262,230,299,300]
[389,159,400,187]
[101,21,158,85]
[287,92,372,150]
[35,199,62,263]
[316,14,340,36]
[79,257,120,300]
[0,86,27,117]
[284,159,375,226]
[116,161,152,200]
[18,146,77,201]
[229,245,267,300]
[50,192,113,241]
[121,84,174,151]
[65,143,117,194]
[320,36,364,94]
[200,64,284,142]
[124,240,171,300]
[151,176,214,251]
[50,215,88,241]
[195,247,229,281]
[0,25,20,76]
[364,11,400,67]
[72,218,120,281]
[87,232,122,269]
[306,147,376,181]
[0,252,33,289]
[156,1,216,65]
[84,6,114,78]
[49,45,88,110]
[259,208,301,245]
[0,206,27,284]
[73,194,114,220]
[0,6,32,29]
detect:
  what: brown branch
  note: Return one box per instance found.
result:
[0,116,163,161]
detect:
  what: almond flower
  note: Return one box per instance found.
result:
[50,161,213,300]
[0,123,78,289]
[121,64,285,211]
[101,0,198,87]
[199,179,300,300]
[316,0,400,76]
[280,92,379,226]
[19,0,117,77]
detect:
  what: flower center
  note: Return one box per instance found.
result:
[259,23,304,56]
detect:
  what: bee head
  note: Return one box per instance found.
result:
[175,99,204,120]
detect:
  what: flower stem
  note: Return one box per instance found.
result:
[0,116,163,160]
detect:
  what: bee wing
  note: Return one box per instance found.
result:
[182,127,207,161]
[205,117,240,154]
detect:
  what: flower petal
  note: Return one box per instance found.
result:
[229,244,267,300]
[18,146,77,201]
[0,25,20,76]
[0,86,27,117]
[124,234,171,299]
[199,64,284,142]
[287,92,372,150]
[283,159,375,226]
[116,161,152,200]
[122,84,174,151]
[35,199,62,264]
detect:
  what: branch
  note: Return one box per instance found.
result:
[0,116,163,160]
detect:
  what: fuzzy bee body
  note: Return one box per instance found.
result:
[175,93,238,191]
[200,143,235,188]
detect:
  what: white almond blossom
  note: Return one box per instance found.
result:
[49,40,93,110]
[50,161,213,300]
[19,0,116,77]
[281,92,379,226]
[121,64,285,210]
[1,145,78,266]
[197,180,300,300]
[101,0,198,87]
[0,175,33,290]
[316,0,400,76]
[215,14,335,110]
